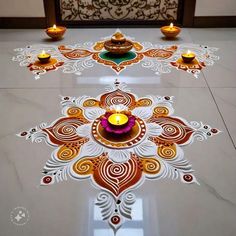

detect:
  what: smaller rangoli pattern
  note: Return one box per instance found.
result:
[17,81,220,233]
[12,30,219,79]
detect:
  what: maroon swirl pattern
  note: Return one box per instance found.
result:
[93,155,142,196]
[152,117,194,145]
[143,49,174,59]
[58,45,93,59]
[100,90,136,108]
[43,117,84,145]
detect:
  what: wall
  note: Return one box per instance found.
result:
[195,0,236,16]
[0,0,236,18]
[0,0,45,17]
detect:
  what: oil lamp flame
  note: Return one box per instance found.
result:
[170,23,173,28]
[116,116,121,125]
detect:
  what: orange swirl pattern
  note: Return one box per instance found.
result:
[93,155,142,196]
[157,144,176,159]
[59,46,93,60]
[73,154,143,196]
[153,106,169,117]
[43,117,85,145]
[143,49,174,59]
[66,107,88,121]
[135,98,153,108]
[141,157,161,175]
[100,89,136,109]
[57,139,88,161]
[73,157,94,175]
[83,99,100,107]
[149,117,194,145]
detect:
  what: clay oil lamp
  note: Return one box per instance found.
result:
[100,107,136,135]
[104,32,133,55]
[37,50,51,63]
[181,50,196,63]
[45,24,66,40]
[160,23,181,39]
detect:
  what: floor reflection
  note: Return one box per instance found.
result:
[91,198,144,236]
[75,75,161,85]
[93,228,144,236]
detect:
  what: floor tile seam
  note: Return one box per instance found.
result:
[202,72,236,149]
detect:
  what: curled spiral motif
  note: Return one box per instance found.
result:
[93,155,142,196]
[136,98,152,107]
[100,90,136,108]
[143,49,173,59]
[96,191,115,220]
[141,158,161,175]
[119,191,136,219]
[110,164,126,177]
[43,118,84,144]
[96,191,111,203]
[153,117,194,145]
[158,144,176,159]
[83,99,99,107]
[73,158,94,175]
[123,192,136,205]
[63,49,92,59]
[153,106,169,116]
[57,144,79,161]
[67,107,83,117]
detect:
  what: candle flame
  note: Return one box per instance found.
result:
[170,23,173,28]
[53,24,57,30]
[187,50,191,55]
[116,116,120,124]
[41,50,46,55]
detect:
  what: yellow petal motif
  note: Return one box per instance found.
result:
[141,158,161,175]
[73,158,94,175]
[157,144,176,159]
[153,106,169,116]
[57,144,80,161]
[83,99,100,107]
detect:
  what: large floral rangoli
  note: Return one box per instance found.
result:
[12,30,219,79]
[18,81,220,233]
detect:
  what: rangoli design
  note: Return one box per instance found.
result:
[12,30,219,79]
[18,81,220,233]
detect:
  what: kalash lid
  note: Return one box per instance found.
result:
[111,32,126,43]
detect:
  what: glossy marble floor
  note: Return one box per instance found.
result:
[0,28,236,236]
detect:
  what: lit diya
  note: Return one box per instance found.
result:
[104,32,133,55]
[37,50,51,63]
[100,109,136,134]
[181,50,196,63]
[45,24,66,40]
[160,23,181,38]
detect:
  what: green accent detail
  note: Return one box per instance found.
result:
[99,51,137,65]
